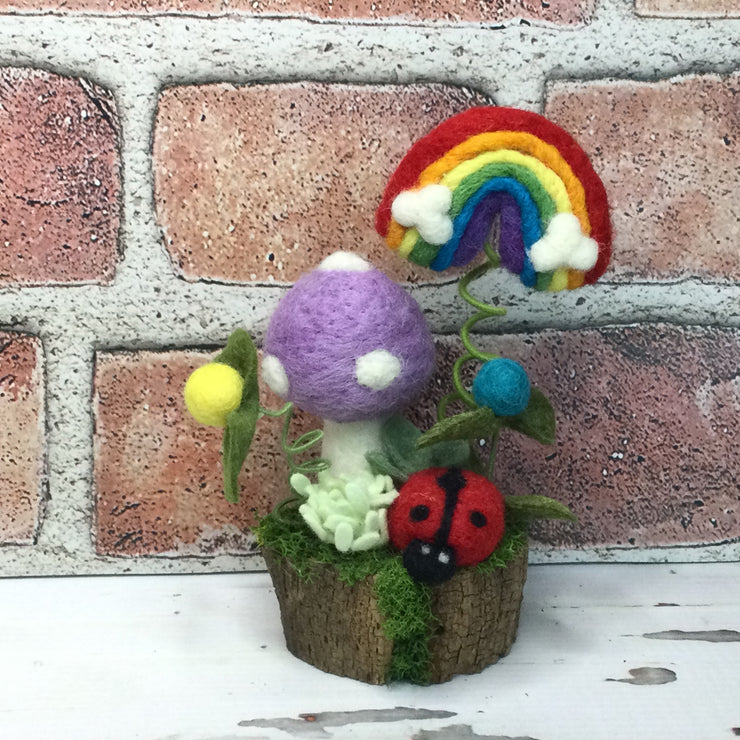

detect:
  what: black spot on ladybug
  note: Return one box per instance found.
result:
[470,510,487,528]
[410,504,430,522]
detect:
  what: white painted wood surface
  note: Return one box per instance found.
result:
[1,563,738,740]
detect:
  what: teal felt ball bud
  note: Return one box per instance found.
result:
[472,358,531,416]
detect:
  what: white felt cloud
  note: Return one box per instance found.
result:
[530,212,599,272]
[391,184,454,246]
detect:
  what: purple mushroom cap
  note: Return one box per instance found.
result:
[262,253,436,423]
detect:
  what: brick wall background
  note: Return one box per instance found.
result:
[0,0,738,575]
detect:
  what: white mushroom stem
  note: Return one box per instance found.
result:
[320,418,385,477]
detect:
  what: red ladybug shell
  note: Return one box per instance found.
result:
[388,467,506,567]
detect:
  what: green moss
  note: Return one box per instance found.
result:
[255,503,388,583]
[386,634,434,684]
[255,502,528,684]
[476,517,528,573]
[374,556,434,684]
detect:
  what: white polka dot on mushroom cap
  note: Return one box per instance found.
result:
[355,349,402,391]
[316,252,373,272]
[261,353,290,397]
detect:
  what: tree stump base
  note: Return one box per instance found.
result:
[263,543,528,685]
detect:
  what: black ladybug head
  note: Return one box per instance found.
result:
[402,539,457,584]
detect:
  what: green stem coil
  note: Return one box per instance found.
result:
[439,241,508,477]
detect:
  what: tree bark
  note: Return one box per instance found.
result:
[263,543,528,685]
[262,547,393,684]
[427,543,528,683]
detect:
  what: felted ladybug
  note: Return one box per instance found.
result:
[387,467,506,584]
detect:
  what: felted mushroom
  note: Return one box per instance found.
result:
[262,251,436,477]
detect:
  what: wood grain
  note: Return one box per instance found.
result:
[263,545,528,684]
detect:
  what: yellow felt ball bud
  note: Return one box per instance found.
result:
[184,362,245,427]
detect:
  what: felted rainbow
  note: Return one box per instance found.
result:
[375,107,612,291]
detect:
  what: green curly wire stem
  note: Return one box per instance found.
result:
[259,401,330,477]
[260,402,329,524]
[436,242,507,422]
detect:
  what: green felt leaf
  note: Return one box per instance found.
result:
[365,450,409,481]
[373,415,474,481]
[380,415,434,479]
[504,495,577,522]
[215,329,256,377]
[218,329,260,503]
[427,438,474,469]
[222,403,259,503]
[500,388,556,445]
[417,406,502,448]
[380,415,424,469]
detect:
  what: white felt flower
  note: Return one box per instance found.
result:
[391,184,454,245]
[291,470,398,553]
[530,212,599,272]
